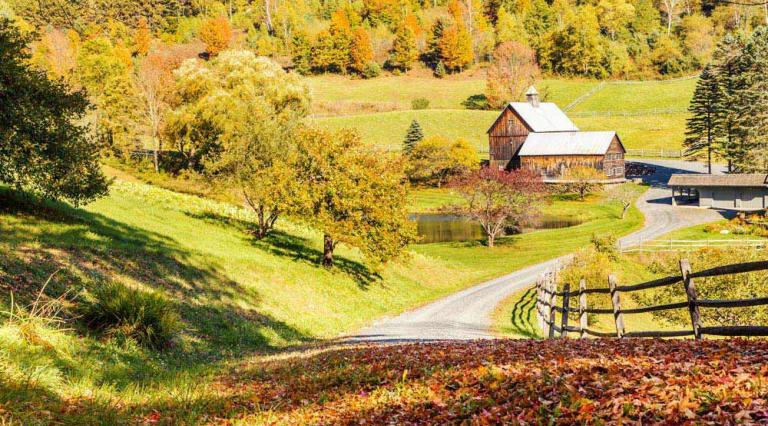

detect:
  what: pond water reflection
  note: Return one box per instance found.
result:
[409,214,584,244]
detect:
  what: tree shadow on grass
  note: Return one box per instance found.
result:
[187,210,382,289]
[0,188,311,388]
[508,288,540,338]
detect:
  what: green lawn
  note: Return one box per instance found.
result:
[307,75,598,111]
[310,75,695,153]
[0,178,646,422]
[649,220,766,241]
[568,79,696,113]
[314,109,498,154]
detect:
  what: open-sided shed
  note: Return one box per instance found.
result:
[668,174,768,211]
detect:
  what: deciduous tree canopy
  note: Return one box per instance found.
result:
[0,19,108,205]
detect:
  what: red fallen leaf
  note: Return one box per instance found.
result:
[144,411,161,423]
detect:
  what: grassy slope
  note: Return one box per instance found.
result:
[0,178,645,422]
[311,75,695,153]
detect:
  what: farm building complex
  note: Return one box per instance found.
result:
[487,87,626,182]
[668,174,768,211]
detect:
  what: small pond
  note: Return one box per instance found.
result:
[409,214,584,244]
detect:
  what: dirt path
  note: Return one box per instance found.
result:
[350,160,726,342]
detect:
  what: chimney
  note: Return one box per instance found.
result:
[526,86,540,108]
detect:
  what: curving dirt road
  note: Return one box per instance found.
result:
[351,160,727,342]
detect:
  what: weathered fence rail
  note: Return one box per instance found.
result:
[535,259,768,339]
[625,148,683,158]
[620,239,768,253]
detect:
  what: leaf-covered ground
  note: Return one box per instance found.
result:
[215,339,768,425]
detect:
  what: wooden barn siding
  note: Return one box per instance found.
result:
[488,107,530,170]
[602,136,625,178]
[521,155,606,179]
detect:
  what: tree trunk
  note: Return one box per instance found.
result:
[622,203,629,219]
[153,135,160,173]
[486,232,495,248]
[323,234,335,267]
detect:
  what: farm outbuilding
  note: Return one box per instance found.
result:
[487,86,626,182]
[668,174,768,211]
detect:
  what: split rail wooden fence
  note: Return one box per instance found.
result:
[535,259,768,339]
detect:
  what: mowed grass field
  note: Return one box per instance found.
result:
[310,75,696,153]
[0,177,645,422]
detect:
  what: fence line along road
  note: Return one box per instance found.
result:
[620,239,768,253]
[535,259,768,339]
[625,148,683,158]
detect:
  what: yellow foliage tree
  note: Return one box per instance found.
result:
[439,20,473,71]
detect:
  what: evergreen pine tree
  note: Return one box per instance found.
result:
[684,65,722,174]
[403,120,424,154]
[712,34,746,172]
[730,28,768,173]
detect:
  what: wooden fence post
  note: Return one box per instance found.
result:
[540,276,550,337]
[561,282,570,338]
[579,278,587,339]
[609,274,625,338]
[680,259,702,340]
[548,275,557,339]
[536,277,544,332]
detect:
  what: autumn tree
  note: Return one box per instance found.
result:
[199,15,232,56]
[563,166,606,200]
[294,127,417,267]
[684,65,722,174]
[0,19,108,204]
[605,183,637,219]
[350,27,374,74]
[136,49,175,172]
[169,51,311,237]
[447,167,546,247]
[485,41,540,108]
[388,23,418,72]
[133,16,151,56]
[406,136,478,187]
[439,19,473,72]
[76,36,139,156]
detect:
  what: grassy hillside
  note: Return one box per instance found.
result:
[311,75,695,153]
[0,178,645,422]
[307,76,598,111]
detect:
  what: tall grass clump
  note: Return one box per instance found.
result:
[80,282,181,350]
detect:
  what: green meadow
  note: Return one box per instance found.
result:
[0,174,645,421]
[311,75,696,153]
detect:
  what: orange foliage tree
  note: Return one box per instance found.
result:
[133,17,151,56]
[439,20,473,72]
[485,41,540,108]
[350,27,373,74]
[199,16,232,56]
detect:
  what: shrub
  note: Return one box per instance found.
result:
[590,233,618,260]
[635,249,768,327]
[362,62,381,79]
[462,94,490,110]
[434,61,446,78]
[80,282,181,350]
[412,98,430,110]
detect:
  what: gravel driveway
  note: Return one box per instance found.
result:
[350,160,727,342]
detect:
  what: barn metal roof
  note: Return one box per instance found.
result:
[508,102,579,133]
[518,131,618,156]
[668,174,768,187]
